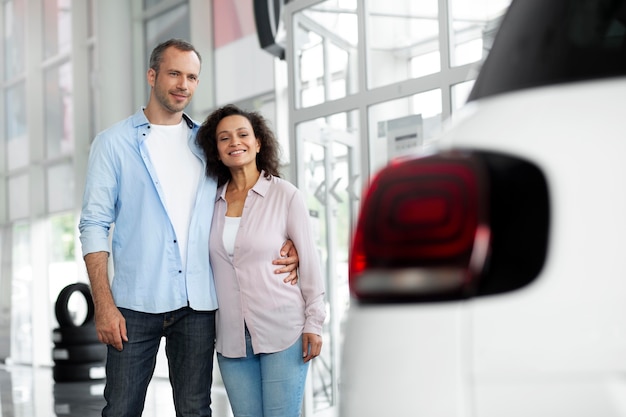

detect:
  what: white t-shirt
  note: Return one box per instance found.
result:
[145,120,202,272]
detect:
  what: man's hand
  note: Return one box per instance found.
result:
[274,239,299,285]
[84,251,128,351]
[95,302,128,351]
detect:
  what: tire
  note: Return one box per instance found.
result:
[55,283,95,327]
[53,343,107,363]
[52,324,100,345]
[53,361,106,382]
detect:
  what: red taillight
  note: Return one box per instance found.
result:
[349,151,490,300]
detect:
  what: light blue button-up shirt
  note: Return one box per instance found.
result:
[78,108,218,313]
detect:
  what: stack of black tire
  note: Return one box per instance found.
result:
[52,282,107,383]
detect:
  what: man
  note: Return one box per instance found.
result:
[78,38,299,417]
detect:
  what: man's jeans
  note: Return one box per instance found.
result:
[102,307,216,417]
[217,328,309,417]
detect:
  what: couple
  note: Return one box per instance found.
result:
[78,38,326,417]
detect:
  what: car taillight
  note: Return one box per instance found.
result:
[349,150,491,301]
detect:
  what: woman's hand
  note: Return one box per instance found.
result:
[302,333,322,363]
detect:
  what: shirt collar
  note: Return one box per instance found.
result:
[252,171,272,197]
[132,107,198,129]
[217,170,272,202]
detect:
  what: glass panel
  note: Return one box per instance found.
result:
[43,0,72,59]
[87,0,95,37]
[5,82,29,171]
[48,213,75,263]
[144,0,167,8]
[0,228,7,360]
[3,0,26,79]
[145,4,190,63]
[410,50,440,79]
[298,32,325,108]
[368,89,443,174]
[8,174,29,221]
[48,212,79,329]
[5,81,27,139]
[327,42,350,101]
[366,0,439,89]
[89,46,98,140]
[293,0,358,109]
[449,0,511,67]
[296,110,361,412]
[47,163,74,213]
[10,221,31,364]
[45,61,74,158]
[451,79,475,111]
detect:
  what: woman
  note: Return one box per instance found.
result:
[196,104,326,417]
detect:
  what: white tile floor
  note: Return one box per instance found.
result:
[0,363,234,417]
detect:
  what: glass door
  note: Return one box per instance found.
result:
[296,112,361,416]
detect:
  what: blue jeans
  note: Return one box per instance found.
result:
[103,307,216,417]
[217,328,309,417]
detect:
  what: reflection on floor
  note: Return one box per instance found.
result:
[0,363,234,417]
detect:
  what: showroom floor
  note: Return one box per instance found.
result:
[0,363,234,417]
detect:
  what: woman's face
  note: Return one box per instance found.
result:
[215,115,261,169]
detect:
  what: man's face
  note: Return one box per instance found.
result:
[148,47,200,114]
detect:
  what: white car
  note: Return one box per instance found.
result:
[341,0,626,416]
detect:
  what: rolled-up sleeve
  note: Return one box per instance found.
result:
[79,134,118,256]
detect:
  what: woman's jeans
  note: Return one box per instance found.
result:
[102,307,216,417]
[217,329,309,417]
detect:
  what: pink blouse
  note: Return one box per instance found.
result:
[210,173,326,358]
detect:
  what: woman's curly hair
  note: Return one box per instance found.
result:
[196,104,281,186]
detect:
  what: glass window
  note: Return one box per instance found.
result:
[87,0,95,37]
[3,0,26,80]
[451,79,474,111]
[5,81,28,171]
[45,61,74,158]
[449,0,510,67]
[10,221,32,364]
[410,49,441,79]
[8,174,28,221]
[366,0,439,89]
[47,163,74,213]
[5,81,26,140]
[145,3,190,61]
[43,0,72,59]
[48,212,80,328]
[368,89,442,174]
[298,32,325,108]
[88,46,98,140]
[144,0,167,8]
[293,0,359,108]
[48,213,75,263]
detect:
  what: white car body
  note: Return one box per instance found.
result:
[341,0,626,415]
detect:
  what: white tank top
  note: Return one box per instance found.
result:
[145,120,202,272]
[223,216,241,260]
